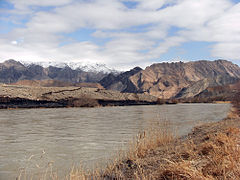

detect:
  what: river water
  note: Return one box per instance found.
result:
[0,103,230,179]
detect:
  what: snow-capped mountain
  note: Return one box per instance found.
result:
[0,59,120,84]
[22,61,119,74]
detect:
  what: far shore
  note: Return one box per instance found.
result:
[0,96,232,110]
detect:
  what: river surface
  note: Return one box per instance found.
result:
[0,103,230,179]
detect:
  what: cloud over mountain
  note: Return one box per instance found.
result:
[0,0,239,70]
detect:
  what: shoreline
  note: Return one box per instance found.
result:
[63,100,240,179]
[9,86,240,179]
[0,95,231,110]
[0,96,158,109]
[0,84,234,110]
[14,101,239,179]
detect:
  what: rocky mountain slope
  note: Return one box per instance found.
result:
[192,80,240,102]
[175,75,239,99]
[0,59,113,84]
[99,60,240,99]
[99,67,142,92]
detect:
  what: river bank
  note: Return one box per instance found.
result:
[1,82,237,109]
[4,85,239,179]
[66,99,240,179]
[2,103,227,180]
[0,84,158,108]
[15,106,238,179]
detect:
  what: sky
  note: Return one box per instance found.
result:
[0,0,240,70]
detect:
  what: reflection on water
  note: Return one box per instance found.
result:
[0,103,230,179]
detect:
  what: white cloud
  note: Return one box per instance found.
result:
[11,41,18,45]
[136,0,174,10]
[9,0,73,9]
[148,36,186,59]
[156,0,232,28]
[211,43,240,59]
[178,2,240,60]
[0,0,240,70]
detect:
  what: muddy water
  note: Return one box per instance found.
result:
[0,103,230,179]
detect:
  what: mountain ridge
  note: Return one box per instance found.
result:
[0,59,117,84]
[1,59,240,100]
[99,60,240,99]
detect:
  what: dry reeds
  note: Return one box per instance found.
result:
[16,119,240,180]
[154,127,240,180]
[99,125,240,180]
[127,123,175,159]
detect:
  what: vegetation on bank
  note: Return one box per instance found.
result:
[16,91,240,180]
[67,119,240,179]
[17,105,240,180]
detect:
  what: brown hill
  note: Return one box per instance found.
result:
[191,79,240,102]
[100,60,240,99]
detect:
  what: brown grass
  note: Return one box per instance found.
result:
[227,107,239,119]
[95,125,240,180]
[17,123,240,180]
[64,124,175,180]
[65,122,240,179]
[128,124,174,159]
[153,127,240,179]
[17,103,240,180]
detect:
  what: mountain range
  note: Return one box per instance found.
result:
[100,60,240,99]
[1,59,240,99]
[0,59,112,84]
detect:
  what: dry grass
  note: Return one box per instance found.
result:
[153,127,240,180]
[100,125,240,180]
[12,85,240,179]
[17,104,240,180]
[17,123,240,180]
[65,123,175,180]
[17,124,174,180]
[227,108,239,119]
[128,124,175,159]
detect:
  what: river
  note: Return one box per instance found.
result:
[0,103,230,179]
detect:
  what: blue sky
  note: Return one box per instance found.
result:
[0,0,240,70]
